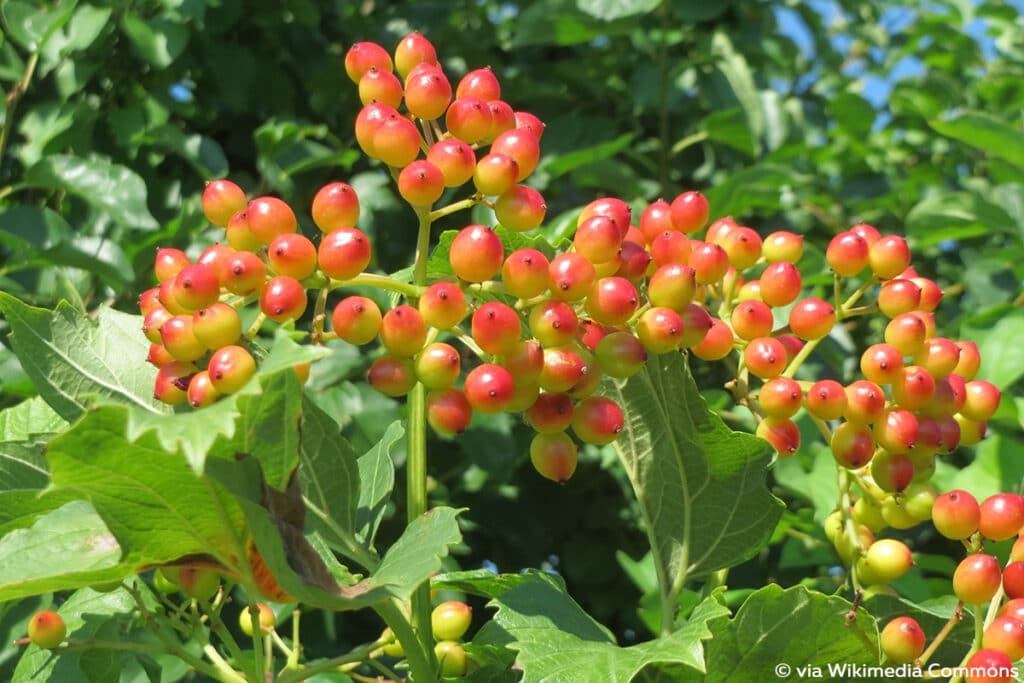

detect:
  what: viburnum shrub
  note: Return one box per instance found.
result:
[0,30,1016,683]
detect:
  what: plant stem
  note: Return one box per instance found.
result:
[376,600,435,683]
[916,602,962,666]
[330,272,424,299]
[670,130,709,157]
[0,52,39,169]
[429,196,479,222]
[311,286,330,343]
[406,206,436,676]
[203,643,249,683]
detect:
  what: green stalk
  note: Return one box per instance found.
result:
[0,52,39,168]
[407,207,436,676]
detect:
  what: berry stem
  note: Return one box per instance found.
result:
[983,584,1005,630]
[374,600,435,683]
[311,286,330,343]
[429,196,480,222]
[838,469,865,594]
[329,273,424,299]
[0,51,39,169]
[244,312,267,341]
[916,602,963,666]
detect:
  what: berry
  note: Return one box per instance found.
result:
[450,225,504,282]
[446,96,493,143]
[548,253,595,302]
[830,422,875,468]
[514,111,545,139]
[863,538,913,583]
[983,616,1024,662]
[464,363,515,413]
[647,264,697,311]
[529,300,578,348]
[491,128,540,180]
[873,408,920,454]
[226,209,262,251]
[434,641,468,677]
[826,231,869,276]
[931,489,980,540]
[762,231,803,263]
[187,371,220,408]
[358,66,403,108]
[431,601,472,641]
[332,296,383,345]
[426,388,473,435]
[247,197,297,244]
[962,379,1001,422]
[154,247,190,283]
[502,248,550,298]
[892,365,935,411]
[688,242,730,284]
[373,115,422,167]
[758,377,803,418]
[197,243,235,277]
[574,215,622,264]
[668,191,709,233]
[208,345,256,395]
[160,315,207,361]
[221,251,267,296]
[636,307,684,354]
[355,102,399,157]
[868,234,912,280]
[860,343,904,386]
[871,451,914,493]
[805,379,847,421]
[1003,562,1024,600]
[380,305,428,357]
[877,278,922,317]
[312,182,361,233]
[953,553,1001,604]
[880,617,925,664]
[530,432,578,482]
[571,396,624,445]
[759,261,802,308]
[419,282,468,329]
[457,67,501,101]
[844,379,886,424]
[260,276,308,323]
[690,318,734,361]
[756,417,801,456]
[495,185,546,232]
[979,494,1024,541]
[639,199,674,242]
[27,611,66,649]
[179,567,220,601]
[485,100,516,141]
[501,340,544,385]
[318,227,372,281]
[428,138,477,187]
[743,337,788,379]
[719,226,762,270]
[193,302,242,349]
[345,42,393,83]
[154,361,196,405]
[368,356,417,396]
[394,31,437,78]
[414,343,461,389]
[954,340,982,380]
[788,298,835,340]
[203,180,247,227]
[239,603,276,637]
[578,197,631,237]
[595,332,647,378]
[585,277,639,326]
[730,300,774,340]
[171,264,220,312]
[885,313,928,356]
[538,347,586,393]
[965,649,1014,683]
[268,233,318,280]
[473,152,519,196]
[472,302,522,355]
[398,159,445,206]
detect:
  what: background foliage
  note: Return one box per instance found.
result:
[1,0,1022,678]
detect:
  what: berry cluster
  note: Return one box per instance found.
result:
[379,600,474,676]
[872,491,1024,680]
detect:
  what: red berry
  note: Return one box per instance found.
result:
[574,215,623,264]
[885,313,928,356]
[879,617,925,664]
[221,251,267,296]
[805,379,847,420]
[427,138,476,187]
[154,360,195,405]
[758,377,803,418]
[345,41,393,83]
[743,337,788,379]
[332,296,382,345]
[485,100,516,142]
[514,111,545,140]
[472,302,522,355]
[247,197,297,245]
[965,648,1014,683]
[668,191,709,233]
[502,248,550,298]
[529,300,578,348]
[731,300,774,341]
[495,185,546,232]
[398,160,445,206]
[318,228,372,281]
[473,152,518,196]
[154,247,190,283]
[450,224,504,282]
[418,282,468,329]
[719,226,763,270]
[260,276,307,323]
[203,180,247,227]
[404,69,452,120]
[979,494,1024,541]
[372,116,422,167]
[868,234,912,280]
[762,231,803,263]
[188,370,221,408]
[268,233,318,280]
[491,129,540,181]
[222,216,256,260]
[28,610,67,649]
[1003,562,1024,600]
[759,261,802,307]
[160,315,206,361]
[615,240,651,282]
[380,305,428,357]
[548,253,595,302]
[636,307,684,354]
[825,231,869,277]
[355,102,399,158]
[892,365,935,411]
[431,600,472,641]
[705,216,738,244]
[445,96,492,143]
[193,302,242,349]
[464,363,515,413]
[690,317,734,361]
[208,345,256,394]
[368,356,417,397]
[525,392,574,434]
[538,347,586,393]
[860,343,905,386]
[394,32,437,79]
[146,342,175,367]
[358,66,404,108]
[788,298,835,340]
[649,230,692,268]
[594,332,647,378]
[830,421,875,468]
[931,489,980,539]
[850,222,881,246]
[197,243,235,278]
[426,388,473,436]
[983,616,1024,662]
[756,416,800,456]
[844,379,886,424]
[578,197,631,237]
[501,340,544,385]
[571,396,624,445]
[953,340,982,380]
[878,278,922,317]
[688,242,730,284]
[962,379,1002,422]
[529,432,578,482]
[456,68,501,101]
[953,553,1002,604]
[873,408,920,454]
[639,199,674,242]
[584,277,639,326]
[142,307,172,344]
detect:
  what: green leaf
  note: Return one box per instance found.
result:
[703,585,877,681]
[490,572,728,681]
[120,14,188,68]
[702,107,754,155]
[512,0,639,47]
[299,395,366,564]
[0,396,67,441]
[605,352,783,589]
[929,111,1024,170]
[143,125,229,179]
[433,569,539,598]
[962,307,1024,390]
[543,132,635,178]
[369,507,462,600]
[828,92,875,136]
[1,0,77,51]
[23,154,159,230]
[906,192,1018,247]
[0,500,126,601]
[63,4,112,52]
[576,0,660,21]
[355,420,402,549]
[704,164,803,218]
[0,295,167,421]
[865,594,972,668]
[709,31,764,155]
